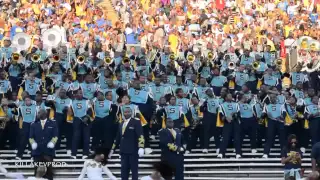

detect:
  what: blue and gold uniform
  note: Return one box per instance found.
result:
[159,128,184,180]
[80,82,98,100]
[210,75,227,96]
[290,72,307,86]
[29,119,58,157]
[150,85,168,102]
[70,99,94,157]
[218,101,241,157]
[201,96,221,149]
[0,79,11,98]
[263,103,286,156]
[263,74,279,87]
[23,79,41,99]
[112,117,144,180]
[234,72,249,90]
[92,99,115,150]
[186,104,203,152]
[17,103,38,159]
[305,103,320,145]
[239,102,257,150]
[7,63,23,92]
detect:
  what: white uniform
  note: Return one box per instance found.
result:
[78,160,116,180]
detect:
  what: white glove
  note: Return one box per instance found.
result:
[47,142,55,149]
[138,148,144,157]
[31,143,38,150]
[108,150,114,159]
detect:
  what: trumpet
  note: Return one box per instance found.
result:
[122,57,130,64]
[52,54,60,63]
[275,59,282,67]
[31,54,40,62]
[228,61,236,70]
[187,54,195,63]
[252,61,260,70]
[76,55,85,64]
[207,52,214,61]
[11,52,20,61]
[169,54,175,61]
[104,57,113,65]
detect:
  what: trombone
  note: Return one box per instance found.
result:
[228,61,236,70]
[31,54,40,63]
[187,54,195,63]
[76,55,85,64]
[275,59,282,67]
[52,54,60,63]
[252,61,260,70]
[104,56,113,65]
[169,54,175,61]
[11,52,20,62]
[207,51,214,61]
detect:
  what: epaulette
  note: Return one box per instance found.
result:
[134,118,140,121]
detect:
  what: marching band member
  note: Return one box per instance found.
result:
[5,56,24,92]
[128,79,155,154]
[16,95,39,160]
[78,147,116,180]
[159,118,184,180]
[210,67,228,96]
[186,96,203,153]
[80,74,98,100]
[19,73,42,100]
[172,77,189,96]
[0,70,12,100]
[101,79,119,103]
[201,88,222,154]
[150,77,171,103]
[91,91,118,150]
[69,90,94,159]
[45,89,72,151]
[192,77,210,101]
[262,94,286,158]
[239,49,254,65]
[217,93,241,159]
[305,96,320,146]
[109,105,145,180]
[238,94,258,154]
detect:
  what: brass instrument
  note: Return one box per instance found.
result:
[275,59,282,67]
[169,54,175,61]
[31,54,40,63]
[76,55,85,64]
[122,57,130,64]
[187,54,195,63]
[52,54,60,63]
[207,52,214,61]
[252,61,260,70]
[0,106,9,129]
[228,61,236,70]
[104,56,113,65]
[11,52,20,61]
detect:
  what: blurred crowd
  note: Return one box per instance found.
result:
[0,0,320,179]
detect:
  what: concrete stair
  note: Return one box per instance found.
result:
[97,0,119,26]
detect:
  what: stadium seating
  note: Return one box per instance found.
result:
[0,137,312,179]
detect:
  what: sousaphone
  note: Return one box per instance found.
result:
[42,28,62,48]
[11,33,31,52]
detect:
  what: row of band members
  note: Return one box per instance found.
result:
[0,80,320,160]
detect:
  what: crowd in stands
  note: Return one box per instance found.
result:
[0,0,320,179]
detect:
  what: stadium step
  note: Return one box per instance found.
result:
[96,0,119,26]
[0,137,311,179]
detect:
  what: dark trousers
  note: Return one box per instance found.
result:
[161,155,184,180]
[102,118,118,150]
[143,125,150,148]
[203,112,220,149]
[247,80,258,94]
[309,118,320,146]
[92,116,107,151]
[5,120,18,149]
[257,123,266,148]
[55,113,65,150]
[240,117,258,150]
[120,153,138,180]
[186,124,203,151]
[212,86,222,97]
[9,76,22,92]
[263,119,286,155]
[71,118,91,156]
[65,122,73,150]
[219,120,241,155]
[33,155,53,180]
[17,122,31,158]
